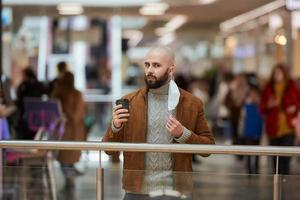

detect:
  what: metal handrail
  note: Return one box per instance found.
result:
[1,140,300,157]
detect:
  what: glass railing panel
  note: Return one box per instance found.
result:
[85,102,112,141]
[59,165,96,200]
[103,165,123,200]
[1,153,279,200]
[1,164,97,200]
[103,168,274,200]
[281,174,300,200]
[3,165,57,199]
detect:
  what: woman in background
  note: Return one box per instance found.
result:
[260,63,300,174]
[52,71,86,188]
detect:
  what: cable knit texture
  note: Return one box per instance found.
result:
[142,83,175,194]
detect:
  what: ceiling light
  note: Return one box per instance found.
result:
[155,15,187,37]
[139,7,165,15]
[199,0,216,5]
[226,36,237,48]
[57,3,83,15]
[144,2,169,10]
[286,0,300,10]
[269,14,283,29]
[155,27,172,36]
[158,32,176,45]
[165,15,187,31]
[123,30,144,47]
[139,2,169,16]
[274,34,287,45]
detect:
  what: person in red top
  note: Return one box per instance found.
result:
[260,63,300,174]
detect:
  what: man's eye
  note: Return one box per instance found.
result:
[153,63,160,68]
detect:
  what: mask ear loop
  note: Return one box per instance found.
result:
[168,91,173,116]
[169,66,174,81]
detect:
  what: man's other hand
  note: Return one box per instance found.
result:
[166,114,183,138]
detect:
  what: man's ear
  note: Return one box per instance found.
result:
[169,65,175,77]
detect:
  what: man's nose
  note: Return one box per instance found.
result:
[147,66,154,74]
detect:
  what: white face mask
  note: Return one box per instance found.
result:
[168,79,180,111]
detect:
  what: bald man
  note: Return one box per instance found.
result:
[103,46,215,200]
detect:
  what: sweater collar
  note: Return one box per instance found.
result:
[140,84,184,104]
[148,82,169,95]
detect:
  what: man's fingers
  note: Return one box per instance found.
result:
[113,118,128,126]
[117,118,129,123]
[167,121,174,127]
[114,109,129,115]
[168,115,178,124]
[167,121,176,130]
[113,104,123,112]
[167,118,178,127]
[166,124,172,131]
[113,113,130,121]
[166,122,171,129]
[118,113,130,118]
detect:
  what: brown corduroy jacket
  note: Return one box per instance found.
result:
[102,87,215,193]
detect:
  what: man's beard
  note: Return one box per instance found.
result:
[144,70,169,89]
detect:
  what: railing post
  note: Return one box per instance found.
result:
[96,150,104,200]
[273,156,281,200]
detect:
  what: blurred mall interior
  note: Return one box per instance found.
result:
[1,0,300,199]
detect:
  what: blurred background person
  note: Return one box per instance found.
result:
[126,62,143,87]
[51,71,86,188]
[260,63,300,174]
[188,77,209,106]
[15,67,46,140]
[174,74,190,91]
[187,77,210,164]
[211,72,234,143]
[241,85,263,174]
[47,61,68,95]
[0,75,17,137]
[225,74,249,148]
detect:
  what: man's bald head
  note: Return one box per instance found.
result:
[146,46,175,66]
[144,46,176,88]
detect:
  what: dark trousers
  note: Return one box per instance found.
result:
[244,139,260,174]
[269,134,295,174]
[123,193,191,200]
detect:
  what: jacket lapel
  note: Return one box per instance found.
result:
[140,88,148,142]
[176,89,184,124]
[173,89,185,169]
